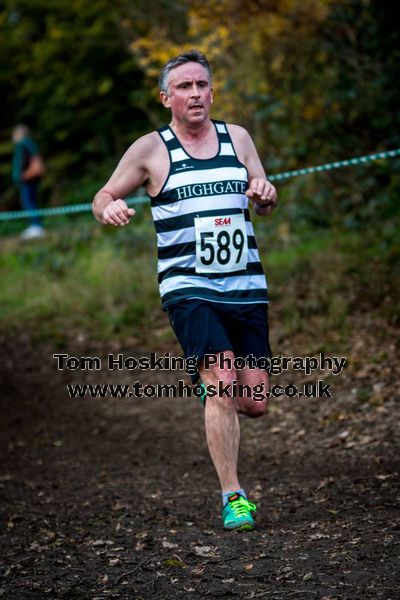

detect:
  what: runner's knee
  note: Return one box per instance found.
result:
[244,400,268,418]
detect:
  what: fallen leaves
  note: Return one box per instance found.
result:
[135,541,145,551]
[162,540,178,549]
[192,545,219,558]
[1,313,399,598]
[91,539,114,547]
[163,557,185,568]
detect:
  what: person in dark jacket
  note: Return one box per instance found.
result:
[12,124,45,239]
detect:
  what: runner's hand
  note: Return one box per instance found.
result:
[101,199,135,226]
[246,178,277,215]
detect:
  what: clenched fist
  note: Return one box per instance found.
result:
[101,199,135,226]
[246,178,277,216]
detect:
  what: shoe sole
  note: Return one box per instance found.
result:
[237,523,255,531]
[224,521,255,531]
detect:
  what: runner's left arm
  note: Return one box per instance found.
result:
[230,126,277,216]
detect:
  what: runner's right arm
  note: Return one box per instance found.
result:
[92,134,155,226]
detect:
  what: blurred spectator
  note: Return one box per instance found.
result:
[12,124,46,239]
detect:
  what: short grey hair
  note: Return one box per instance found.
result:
[159,50,212,94]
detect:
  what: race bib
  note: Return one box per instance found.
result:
[194,213,248,274]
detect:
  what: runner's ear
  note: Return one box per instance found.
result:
[160,91,171,109]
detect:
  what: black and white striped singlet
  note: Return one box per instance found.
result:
[150,120,268,309]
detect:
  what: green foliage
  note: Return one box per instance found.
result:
[0,212,398,348]
[1,0,399,228]
[0,215,159,341]
[1,0,399,350]
[0,0,153,201]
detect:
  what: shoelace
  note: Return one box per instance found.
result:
[228,497,256,517]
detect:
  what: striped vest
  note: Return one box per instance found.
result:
[150,119,268,309]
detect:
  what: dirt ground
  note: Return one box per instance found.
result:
[0,325,399,600]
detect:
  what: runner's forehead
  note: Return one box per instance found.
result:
[168,63,210,86]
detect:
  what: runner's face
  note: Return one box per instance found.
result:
[160,62,213,124]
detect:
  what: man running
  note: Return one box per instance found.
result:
[92,50,277,531]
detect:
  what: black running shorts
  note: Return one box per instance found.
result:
[167,299,272,382]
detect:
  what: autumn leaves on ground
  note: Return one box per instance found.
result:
[0,222,399,599]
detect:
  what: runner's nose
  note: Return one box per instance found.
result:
[191,83,200,97]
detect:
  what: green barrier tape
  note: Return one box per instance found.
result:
[1,147,399,221]
[0,196,149,221]
[268,148,400,181]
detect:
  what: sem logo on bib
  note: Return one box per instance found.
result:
[215,217,231,227]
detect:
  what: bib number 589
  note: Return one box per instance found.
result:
[195,213,248,274]
[200,229,245,266]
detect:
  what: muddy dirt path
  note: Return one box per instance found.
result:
[0,333,399,599]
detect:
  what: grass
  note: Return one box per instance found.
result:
[0,210,399,352]
[0,211,159,343]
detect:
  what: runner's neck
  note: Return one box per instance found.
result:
[170,119,214,144]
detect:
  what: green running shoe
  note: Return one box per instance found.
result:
[222,493,257,531]
[199,383,207,405]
